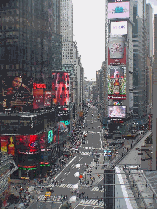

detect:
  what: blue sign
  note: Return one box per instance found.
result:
[115,6,123,13]
[60,121,70,126]
[48,130,53,143]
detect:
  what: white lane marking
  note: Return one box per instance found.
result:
[53,156,77,180]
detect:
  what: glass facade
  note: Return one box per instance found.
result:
[0,0,62,106]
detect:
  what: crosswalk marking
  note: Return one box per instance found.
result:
[48,183,73,188]
[38,195,45,201]
[91,186,104,192]
[59,184,66,188]
[67,184,73,188]
[79,199,104,207]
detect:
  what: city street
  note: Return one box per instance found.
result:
[24,106,106,209]
[6,106,156,209]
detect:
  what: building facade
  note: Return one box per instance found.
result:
[0,0,68,180]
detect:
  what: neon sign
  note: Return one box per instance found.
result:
[33,83,46,89]
[60,121,70,126]
[48,130,53,143]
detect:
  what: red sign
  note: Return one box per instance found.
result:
[108,47,126,65]
[33,83,46,89]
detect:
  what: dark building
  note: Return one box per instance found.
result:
[0,0,64,180]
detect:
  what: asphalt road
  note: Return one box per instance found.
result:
[8,105,148,209]
[29,105,106,209]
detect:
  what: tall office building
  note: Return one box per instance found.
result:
[151,14,157,170]
[60,0,84,121]
[132,0,148,129]
[105,0,134,135]
[0,0,65,180]
[146,4,153,58]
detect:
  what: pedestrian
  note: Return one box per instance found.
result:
[131,143,132,149]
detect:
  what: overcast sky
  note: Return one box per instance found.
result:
[72,0,157,81]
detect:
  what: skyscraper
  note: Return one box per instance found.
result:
[146,4,153,58]
[0,0,64,180]
[132,0,148,128]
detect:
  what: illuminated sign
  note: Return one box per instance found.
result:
[108,2,129,19]
[113,101,120,105]
[60,121,70,126]
[108,106,126,118]
[48,130,53,143]
[108,0,130,2]
[52,72,70,108]
[111,21,127,35]
[108,66,126,99]
[33,83,46,89]
[2,76,33,112]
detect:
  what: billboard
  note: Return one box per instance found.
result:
[2,76,33,112]
[48,130,53,144]
[108,106,126,118]
[44,91,51,107]
[108,66,126,100]
[16,134,39,154]
[108,36,126,65]
[52,72,70,109]
[108,2,129,19]
[109,66,124,78]
[111,21,127,35]
[108,0,130,2]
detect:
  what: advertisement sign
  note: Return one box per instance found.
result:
[111,21,127,35]
[109,36,125,59]
[52,72,70,108]
[44,91,51,107]
[0,136,8,153]
[16,135,39,154]
[108,0,130,2]
[109,66,124,78]
[2,76,33,111]
[39,133,47,150]
[60,120,70,126]
[33,89,44,109]
[108,47,126,65]
[108,106,126,118]
[48,130,53,144]
[108,2,129,19]
[8,136,15,156]
[108,66,126,99]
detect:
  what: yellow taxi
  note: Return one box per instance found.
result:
[45,191,51,197]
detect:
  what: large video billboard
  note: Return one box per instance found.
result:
[108,36,126,65]
[108,106,126,118]
[52,72,70,108]
[111,21,127,35]
[108,66,126,100]
[108,2,129,19]
[16,135,39,154]
[2,76,33,112]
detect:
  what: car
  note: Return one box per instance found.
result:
[45,192,51,197]
[88,127,90,129]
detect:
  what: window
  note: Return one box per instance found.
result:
[55,87,57,91]
[62,87,65,91]
[57,80,60,84]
